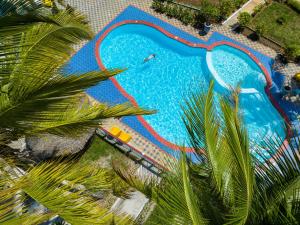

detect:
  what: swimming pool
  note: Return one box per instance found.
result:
[97,23,287,158]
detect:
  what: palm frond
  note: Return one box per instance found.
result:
[250,133,300,224]
[0,159,134,225]
[183,81,254,224]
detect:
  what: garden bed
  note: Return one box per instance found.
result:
[175,0,219,7]
[152,0,248,25]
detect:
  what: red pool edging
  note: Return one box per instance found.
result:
[95,20,291,159]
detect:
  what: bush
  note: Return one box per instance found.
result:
[238,12,252,27]
[180,9,195,25]
[287,0,300,13]
[201,3,221,23]
[255,24,266,37]
[234,0,248,8]
[151,0,165,13]
[219,0,235,17]
[252,4,265,16]
[165,4,178,18]
[285,44,300,61]
[276,15,288,25]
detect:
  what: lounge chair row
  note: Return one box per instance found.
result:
[95,127,162,175]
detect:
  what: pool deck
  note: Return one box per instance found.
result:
[65,0,300,169]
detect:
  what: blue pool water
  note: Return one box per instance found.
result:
[99,24,286,157]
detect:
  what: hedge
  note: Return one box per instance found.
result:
[151,0,248,27]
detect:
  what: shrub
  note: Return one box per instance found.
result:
[219,0,235,17]
[180,9,195,25]
[238,12,252,27]
[234,0,248,8]
[165,3,176,18]
[252,4,265,16]
[201,3,221,23]
[276,15,288,25]
[255,24,266,37]
[285,44,300,61]
[287,0,300,13]
[151,0,165,13]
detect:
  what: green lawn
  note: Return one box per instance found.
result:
[250,2,300,47]
[80,136,121,163]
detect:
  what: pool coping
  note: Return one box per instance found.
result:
[94,19,292,160]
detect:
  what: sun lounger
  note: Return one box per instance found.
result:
[95,128,106,137]
[104,135,118,145]
[109,126,122,137]
[141,160,152,168]
[149,166,162,175]
[118,131,132,143]
[129,151,142,161]
[115,142,132,154]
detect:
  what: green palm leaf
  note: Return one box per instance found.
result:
[0,8,154,143]
[0,159,134,225]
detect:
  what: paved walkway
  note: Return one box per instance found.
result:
[67,0,300,169]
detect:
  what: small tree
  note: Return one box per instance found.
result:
[220,0,235,17]
[238,12,252,27]
[255,24,266,38]
[285,44,300,62]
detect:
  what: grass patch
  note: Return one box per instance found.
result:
[250,2,300,47]
[80,136,120,162]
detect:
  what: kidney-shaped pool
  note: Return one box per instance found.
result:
[97,23,286,159]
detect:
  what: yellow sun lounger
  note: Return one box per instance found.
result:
[118,131,132,143]
[109,126,122,137]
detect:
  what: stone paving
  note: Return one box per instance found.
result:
[67,0,300,168]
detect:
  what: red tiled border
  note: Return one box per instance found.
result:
[95,20,291,159]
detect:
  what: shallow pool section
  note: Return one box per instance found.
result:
[207,45,267,94]
[99,23,286,157]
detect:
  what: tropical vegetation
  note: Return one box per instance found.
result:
[117,82,300,225]
[152,0,248,26]
[0,0,152,224]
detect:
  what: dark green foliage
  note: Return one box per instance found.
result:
[151,0,244,25]
[151,0,165,13]
[252,3,265,16]
[181,9,195,25]
[219,0,235,17]
[276,15,288,25]
[233,0,248,8]
[285,44,300,62]
[255,23,266,37]
[287,0,300,13]
[238,12,252,27]
[200,1,221,22]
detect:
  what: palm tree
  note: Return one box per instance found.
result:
[0,0,153,224]
[116,81,300,225]
[0,158,133,225]
[0,1,152,146]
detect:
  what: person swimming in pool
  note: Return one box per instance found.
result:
[143,54,156,63]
